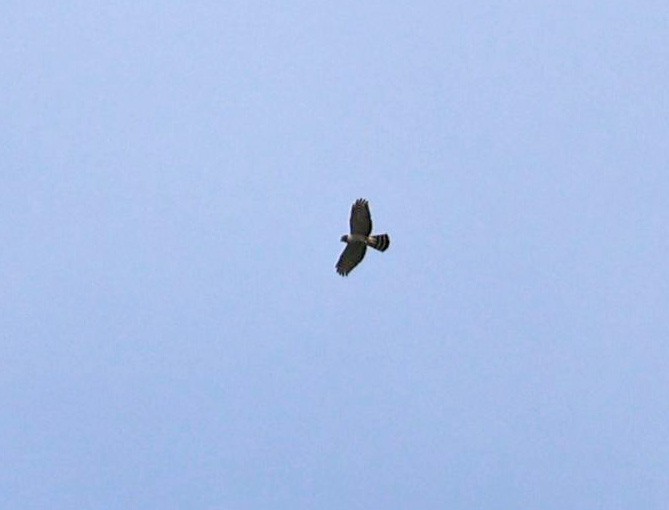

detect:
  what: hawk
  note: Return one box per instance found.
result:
[336,198,390,276]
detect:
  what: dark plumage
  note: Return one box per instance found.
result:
[336,199,390,276]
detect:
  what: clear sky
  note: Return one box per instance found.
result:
[2,2,668,509]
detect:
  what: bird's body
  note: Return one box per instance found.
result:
[342,234,371,243]
[336,199,390,276]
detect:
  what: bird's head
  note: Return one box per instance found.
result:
[340,235,348,243]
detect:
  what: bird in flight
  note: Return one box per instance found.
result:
[336,198,390,276]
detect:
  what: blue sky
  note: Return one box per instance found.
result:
[2,2,668,508]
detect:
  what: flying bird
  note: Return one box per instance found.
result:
[336,198,390,276]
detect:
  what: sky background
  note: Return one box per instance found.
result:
[2,2,668,509]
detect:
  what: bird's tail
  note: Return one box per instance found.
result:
[369,234,390,252]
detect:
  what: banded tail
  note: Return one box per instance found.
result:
[369,234,390,252]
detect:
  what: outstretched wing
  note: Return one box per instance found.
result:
[336,243,367,276]
[349,199,372,236]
